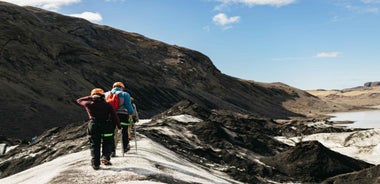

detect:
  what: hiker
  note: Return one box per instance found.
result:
[105,82,134,155]
[77,88,121,170]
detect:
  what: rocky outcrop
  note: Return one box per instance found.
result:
[261,141,373,183]
[364,81,380,87]
[323,165,380,184]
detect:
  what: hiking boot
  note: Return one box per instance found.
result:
[111,151,116,157]
[91,159,100,170]
[92,164,100,170]
[101,158,112,166]
[124,144,131,152]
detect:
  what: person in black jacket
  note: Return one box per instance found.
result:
[77,88,121,170]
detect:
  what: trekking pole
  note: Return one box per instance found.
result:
[134,121,137,153]
[132,103,139,154]
[120,128,124,157]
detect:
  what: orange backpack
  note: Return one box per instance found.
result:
[106,92,121,110]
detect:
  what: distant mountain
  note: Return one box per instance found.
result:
[308,82,380,107]
[364,81,380,88]
[0,1,348,139]
[340,81,380,92]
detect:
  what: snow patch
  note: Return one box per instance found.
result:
[167,114,202,123]
[5,145,18,153]
[306,121,332,128]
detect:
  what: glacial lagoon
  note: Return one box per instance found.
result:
[329,110,380,129]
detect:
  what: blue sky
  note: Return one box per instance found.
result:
[4,0,380,90]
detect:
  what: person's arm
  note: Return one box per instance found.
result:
[109,105,121,129]
[133,103,139,122]
[122,92,135,114]
[76,96,92,106]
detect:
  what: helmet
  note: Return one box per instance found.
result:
[90,88,104,96]
[113,82,125,89]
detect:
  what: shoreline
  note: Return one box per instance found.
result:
[328,109,380,129]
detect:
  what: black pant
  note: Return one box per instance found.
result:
[87,120,114,166]
[118,114,130,149]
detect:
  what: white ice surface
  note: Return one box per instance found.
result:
[167,114,203,123]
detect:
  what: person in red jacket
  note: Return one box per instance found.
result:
[77,88,121,170]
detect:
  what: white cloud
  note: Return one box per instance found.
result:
[215,0,296,10]
[364,7,379,13]
[336,0,380,14]
[345,3,379,13]
[315,52,340,58]
[4,0,102,23]
[222,25,233,30]
[2,0,81,11]
[213,13,240,26]
[68,12,103,23]
[362,0,380,4]
[330,15,353,22]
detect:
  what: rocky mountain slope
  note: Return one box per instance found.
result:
[0,1,351,139]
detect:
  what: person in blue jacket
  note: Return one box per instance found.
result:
[105,82,134,155]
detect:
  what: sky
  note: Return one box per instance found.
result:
[3,0,380,90]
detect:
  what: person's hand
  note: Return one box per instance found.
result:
[117,128,122,134]
[91,95,101,100]
[128,115,133,123]
[133,117,138,123]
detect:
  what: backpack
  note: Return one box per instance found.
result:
[106,92,121,110]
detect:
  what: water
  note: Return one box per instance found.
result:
[329,110,380,129]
